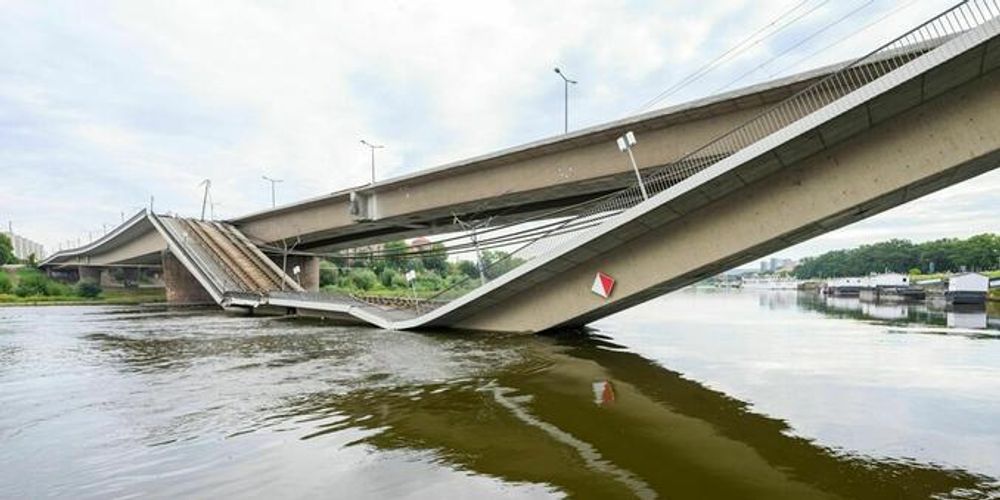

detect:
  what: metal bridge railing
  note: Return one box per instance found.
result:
[415,0,1000,313]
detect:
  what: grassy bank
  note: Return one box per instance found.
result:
[909,270,1000,281]
[0,267,165,306]
[0,288,166,306]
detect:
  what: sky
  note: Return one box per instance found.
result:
[0,0,997,262]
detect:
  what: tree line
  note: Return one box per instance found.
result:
[793,233,1000,278]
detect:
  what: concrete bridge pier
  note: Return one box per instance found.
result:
[121,267,140,288]
[78,266,102,284]
[269,255,320,292]
[161,251,214,305]
[45,266,79,283]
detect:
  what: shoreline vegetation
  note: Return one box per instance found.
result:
[3,233,997,306]
[792,234,1000,279]
[0,265,165,306]
[315,240,524,301]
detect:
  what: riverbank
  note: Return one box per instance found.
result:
[0,288,165,307]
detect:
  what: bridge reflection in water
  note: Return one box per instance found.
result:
[266,333,995,499]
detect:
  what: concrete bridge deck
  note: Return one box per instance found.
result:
[230,45,940,252]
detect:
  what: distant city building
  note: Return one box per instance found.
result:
[759,257,796,274]
[3,231,45,260]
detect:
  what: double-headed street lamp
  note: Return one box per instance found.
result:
[616,131,649,200]
[360,139,384,184]
[554,67,578,134]
[262,175,283,208]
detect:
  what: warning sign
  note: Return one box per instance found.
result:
[591,272,615,298]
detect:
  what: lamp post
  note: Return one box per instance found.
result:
[616,131,649,200]
[198,179,211,220]
[360,140,384,184]
[554,67,577,134]
[262,175,283,208]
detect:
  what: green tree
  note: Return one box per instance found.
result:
[793,233,1000,278]
[347,268,378,291]
[0,234,14,265]
[482,251,526,279]
[14,271,50,297]
[380,268,402,288]
[383,240,409,270]
[0,272,11,294]
[412,271,443,291]
[456,260,480,279]
[319,260,339,287]
[421,243,449,274]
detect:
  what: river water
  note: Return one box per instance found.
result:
[1,290,998,499]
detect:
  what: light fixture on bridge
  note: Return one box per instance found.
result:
[199,179,212,221]
[360,139,384,185]
[262,175,283,208]
[616,131,649,200]
[554,67,578,134]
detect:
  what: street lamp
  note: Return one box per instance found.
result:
[616,131,649,200]
[262,175,283,208]
[198,179,211,220]
[554,67,577,134]
[360,139,384,184]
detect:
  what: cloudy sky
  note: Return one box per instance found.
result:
[1,0,997,261]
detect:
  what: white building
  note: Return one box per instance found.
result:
[867,273,909,288]
[948,272,988,293]
[3,231,45,261]
[947,272,989,305]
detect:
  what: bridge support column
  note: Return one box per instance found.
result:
[121,267,140,288]
[270,255,320,292]
[78,266,102,284]
[162,251,214,305]
[47,266,79,283]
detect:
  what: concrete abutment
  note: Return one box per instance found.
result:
[162,251,214,305]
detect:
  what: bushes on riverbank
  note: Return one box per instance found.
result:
[0,268,103,302]
[318,241,525,298]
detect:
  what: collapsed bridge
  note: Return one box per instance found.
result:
[41,1,1000,333]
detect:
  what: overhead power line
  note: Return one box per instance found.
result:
[763,0,920,80]
[636,0,828,112]
[711,0,878,94]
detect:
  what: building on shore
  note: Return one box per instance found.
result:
[823,277,865,297]
[3,230,45,261]
[858,273,926,302]
[946,272,989,305]
[741,276,801,290]
[759,257,797,274]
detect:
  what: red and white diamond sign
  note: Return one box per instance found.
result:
[591,272,615,298]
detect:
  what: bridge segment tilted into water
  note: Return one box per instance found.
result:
[150,214,423,323]
[273,1,1000,333]
[39,1,1000,333]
